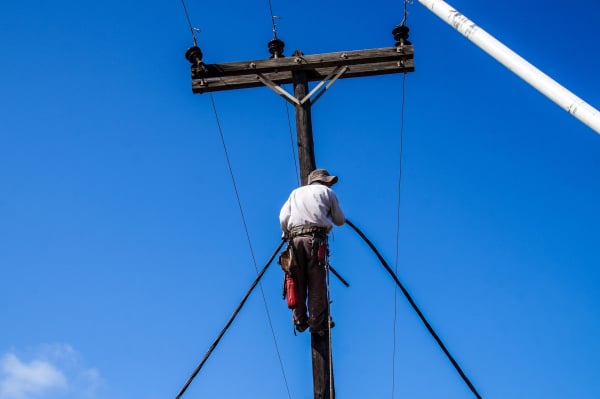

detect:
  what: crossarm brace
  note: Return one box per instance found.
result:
[257,66,349,106]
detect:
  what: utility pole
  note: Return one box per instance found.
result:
[185,24,414,399]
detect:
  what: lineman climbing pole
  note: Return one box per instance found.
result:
[184,22,414,399]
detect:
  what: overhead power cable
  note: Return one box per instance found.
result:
[345,219,483,399]
[392,69,408,399]
[392,2,411,395]
[208,94,293,399]
[266,0,279,39]
[174,239,286,399]
[284,100,300,186]
[180,0,199,46]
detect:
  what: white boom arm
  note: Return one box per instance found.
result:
[418,0,600,136]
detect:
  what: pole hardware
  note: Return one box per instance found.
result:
[257,65,348,106]
[392,24,411,46]
[268,38,285,59]
[189,46,413,93]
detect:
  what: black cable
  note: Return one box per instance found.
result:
[174,239,286,399]
[345,219,483,399]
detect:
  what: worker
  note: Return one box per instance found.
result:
[279,168,346,334]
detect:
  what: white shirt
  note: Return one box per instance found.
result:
[279,183,345,234]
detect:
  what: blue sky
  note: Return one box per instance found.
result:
[1,0,599,398]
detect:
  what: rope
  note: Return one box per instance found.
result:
[208,94,293,399]
[345,219,483,399]
[174,240,286,399]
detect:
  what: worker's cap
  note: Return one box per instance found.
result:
[308,169,338,186]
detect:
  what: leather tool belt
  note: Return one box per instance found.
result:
[289,225,328,238]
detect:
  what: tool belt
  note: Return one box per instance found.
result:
[288,225,328,239]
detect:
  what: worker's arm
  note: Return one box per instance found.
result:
[329,191,345,226]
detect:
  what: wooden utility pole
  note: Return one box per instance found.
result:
[185,25,414,399]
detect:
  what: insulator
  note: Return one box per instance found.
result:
[392,24,411,46]
[268,38,285,59]
[185,46,203,65]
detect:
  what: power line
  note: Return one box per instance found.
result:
[284,99,301,186]
[208,93,293,399]
[266,0,279,39]
[392,2,411,395]
[392,70,408,399]
[180,0,199,46]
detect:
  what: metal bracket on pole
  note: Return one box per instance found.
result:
[257,66,349,106]
[301,66,349,105]
[257,73,300,105]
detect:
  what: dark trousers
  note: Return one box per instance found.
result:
[291,235,329,330]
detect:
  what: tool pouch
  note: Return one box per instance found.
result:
[317,242,328,263]
[284,274,298,309]
[278,243,298,277]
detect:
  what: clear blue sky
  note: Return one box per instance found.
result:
[1,0,599,398]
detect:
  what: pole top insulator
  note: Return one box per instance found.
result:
[268,38,285,59]
[185,46,203,65]
[392,24,411,46]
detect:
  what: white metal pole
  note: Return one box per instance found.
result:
[417,0,600,136]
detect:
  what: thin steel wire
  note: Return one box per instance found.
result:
[284,100,301,186]
[174,240,285,399]
[267,0,278,39]
[180,0,198,46]
[393,5,411,395]
[209,94,293,399]
[326,262,334,398]
[391,71,408,399]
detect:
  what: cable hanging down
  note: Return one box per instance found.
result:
[208,94,293,399]
[345,219,483,399]
[174,239,286,399]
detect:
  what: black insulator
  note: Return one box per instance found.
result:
[392,24,411,46]
[185,46,203,65]
[268,38,285,59]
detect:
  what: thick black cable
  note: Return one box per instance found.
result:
[345,219,483,399]
[174,239,286,399]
